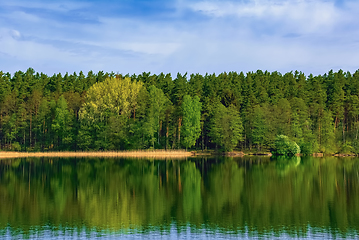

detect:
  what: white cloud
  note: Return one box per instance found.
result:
[9,29,21,38]
[188,0,340,34]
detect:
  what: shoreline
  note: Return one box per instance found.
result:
[0,150,357,159]
[0,150,194,159]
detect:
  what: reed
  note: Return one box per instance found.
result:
[0,150,194,159]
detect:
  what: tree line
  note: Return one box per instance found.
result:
[0,68,359,153]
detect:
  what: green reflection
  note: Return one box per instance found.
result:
[274,156,300,176]
[0,156,358,238]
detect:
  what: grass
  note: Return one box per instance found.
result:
[0,150,194,159]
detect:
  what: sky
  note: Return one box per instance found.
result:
[0,0,358,77]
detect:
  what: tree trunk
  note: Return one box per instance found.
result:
[201,125,204,152]
[42,120,45,151]
[178,117,182,149]
[166,125,169,150]
[29,114,32,147]
[342,117,345,143]
[172,129,176,149]
[23,129,26,149]
[318,121,321,145]
[0,113,2,149]
[335,116,338,130]
[158,120,162,145]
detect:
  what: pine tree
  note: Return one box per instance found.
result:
[210,104,243,152]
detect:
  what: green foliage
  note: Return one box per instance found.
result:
[145,85,170,148]
[210,104,243,152]
[78,77,143,150]
[250,105,268,150]
[182,95,202,149]
[341,141,354,154]
[77,123,93,150]
[273,135,300,156]
[274,156,301,176]
[52,96,72,149]
[11,141,21,151]
[1,68,359,153]
[299,137,318,155]
[79,77,143,122]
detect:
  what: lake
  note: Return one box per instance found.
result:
[0,156,358,239]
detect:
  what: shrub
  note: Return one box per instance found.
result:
[341,142,354,154]
[11,142,22,151]
[272,135,300,156]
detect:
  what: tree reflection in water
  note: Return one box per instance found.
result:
[0,156,358,239]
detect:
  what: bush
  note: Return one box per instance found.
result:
[351,141,359,154]
[272,135,300,156]
[341,142,354,154]
[11,142,22,151]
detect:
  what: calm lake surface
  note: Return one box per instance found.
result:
[0,156,359,239]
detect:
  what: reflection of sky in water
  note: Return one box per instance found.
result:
[1,224,358,239]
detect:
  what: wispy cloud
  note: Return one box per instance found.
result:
[1,0,90,12]
[188,0,341,34]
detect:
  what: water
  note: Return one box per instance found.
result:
[0,156,359,239]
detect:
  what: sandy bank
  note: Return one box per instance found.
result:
[0,150,194,159]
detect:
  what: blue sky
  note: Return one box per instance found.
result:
[0,0,358,76]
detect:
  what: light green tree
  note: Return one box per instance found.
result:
[182,95,202,149]
[78,77,143,150]
[79,77,143,122]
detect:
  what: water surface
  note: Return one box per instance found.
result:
[0,156,358,239]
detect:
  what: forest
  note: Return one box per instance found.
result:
[0,68,358,154]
